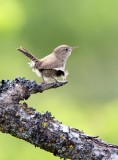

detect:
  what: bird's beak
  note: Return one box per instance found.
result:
[71,46,79,50]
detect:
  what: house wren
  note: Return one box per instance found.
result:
[17,45,78,83]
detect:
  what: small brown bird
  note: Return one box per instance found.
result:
[17,45,78,83]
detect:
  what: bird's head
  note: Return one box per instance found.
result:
[54,45,79,60]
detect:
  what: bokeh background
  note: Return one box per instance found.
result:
[0,0,118,159]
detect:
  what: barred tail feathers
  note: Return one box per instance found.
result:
[17,47,39,63]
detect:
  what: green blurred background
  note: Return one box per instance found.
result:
[0,0,118,159]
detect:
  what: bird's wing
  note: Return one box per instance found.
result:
[37,54,64,70]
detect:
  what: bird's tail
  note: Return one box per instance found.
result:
[17,47,39,63]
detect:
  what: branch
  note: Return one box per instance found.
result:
[0,78,118,160]
[0,77,68,104]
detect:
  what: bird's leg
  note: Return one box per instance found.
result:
[51,77,59,83]
[41,74,46,84]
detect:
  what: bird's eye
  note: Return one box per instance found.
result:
[65,48,68,51]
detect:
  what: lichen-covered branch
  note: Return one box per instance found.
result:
[0,77,68,104]
[0,78,118,160]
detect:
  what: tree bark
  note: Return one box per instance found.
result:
[0,77,118,160]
